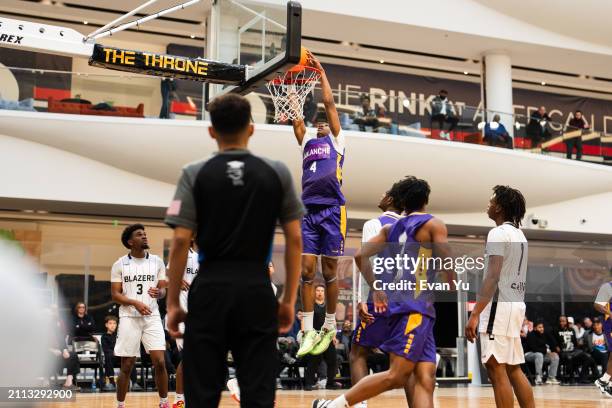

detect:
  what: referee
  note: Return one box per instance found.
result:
[165,93,303,408]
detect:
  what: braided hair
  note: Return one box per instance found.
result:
[389,176,431,214]
[492,185,526,227]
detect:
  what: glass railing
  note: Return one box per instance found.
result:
[254,86,610,163]
[1,66,610,163]
[0,66,204,120]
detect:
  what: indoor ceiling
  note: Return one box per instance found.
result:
[474,0,612,49]
[4,0,612,96]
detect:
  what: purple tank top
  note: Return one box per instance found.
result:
[381,213,436,318]
[301,135,345,207]
[378,212,402,227]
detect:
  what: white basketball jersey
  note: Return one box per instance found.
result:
[358,211,404,302]
[479,223,528,338]
[111,253,167,317]
[179,248,199,313]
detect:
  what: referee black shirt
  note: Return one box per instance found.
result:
[164,148,304,282]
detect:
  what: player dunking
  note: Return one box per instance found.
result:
[293,54,346,358]
[314,177,449,408]
[465,186,535,408]
[165,242,199,408]
[593,280,612,397]
[110,224,169,408]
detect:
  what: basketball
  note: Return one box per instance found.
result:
[287,47,312,73]
[299,46,312,67]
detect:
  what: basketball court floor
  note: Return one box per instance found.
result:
[43,385,607,408]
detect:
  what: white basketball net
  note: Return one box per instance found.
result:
[266,66,321,123]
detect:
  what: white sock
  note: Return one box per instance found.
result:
[601,373,611,383]
[160,397,168,404]
[330,394,349,408]
[324,313,337,331]
[303,311,314,332]
[355,402,367,408]
[175,393,184,402]
[117,401,125,408]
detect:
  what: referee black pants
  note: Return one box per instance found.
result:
[184,271,278,408]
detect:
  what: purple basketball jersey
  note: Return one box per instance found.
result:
[378,212,402,227]
[301,135,345,207]
[383,213,436,318]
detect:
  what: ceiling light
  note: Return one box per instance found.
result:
[83,21,88,25]
[190,34,195,39]
[541,81,546,86]
[340,41,349,46]
[379,59,384,64]
[463,71,468,75]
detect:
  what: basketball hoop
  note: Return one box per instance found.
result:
[266,65,321,123]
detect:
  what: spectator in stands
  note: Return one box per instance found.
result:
[587,318,609,375]
[353,94,379,131]
[72,302,95,341]
[483,114,513,148]
[556,315,597,383]
[524,321,560,385]
[526,106,551,148]
[304,284,338,391]
[160,78,178,119]
[583,317,593,335]
[336,320,352,363]
[101,316,138,392]
[566,110,589,160]
[303,93,318,127]
[521,318,533,338]
[49,307,80,390]
[430,89,458,140]
[570,317,586,348]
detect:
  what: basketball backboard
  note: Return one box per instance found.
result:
[213,0,302,95]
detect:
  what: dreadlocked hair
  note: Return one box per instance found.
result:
[390,176,431,214]
[492,185,526,227]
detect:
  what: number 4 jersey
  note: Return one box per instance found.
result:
[301,132,345,207]
[111,253,167,317]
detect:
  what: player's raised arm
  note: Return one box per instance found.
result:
[311,55,341,138]
[292,117,307,146]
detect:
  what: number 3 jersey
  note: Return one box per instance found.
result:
[478,223,528,338]
[111,253,167,317]
[301,132,345,207]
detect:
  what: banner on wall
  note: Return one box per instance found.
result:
[320,63,612,133]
